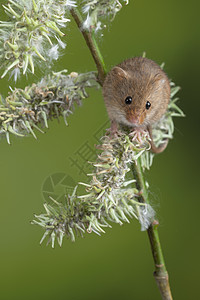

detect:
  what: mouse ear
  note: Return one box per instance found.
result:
[111,66,129,79]
[154,73,164,81]
[153,73,169,88]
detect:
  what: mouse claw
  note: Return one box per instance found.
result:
[129,128,149,146]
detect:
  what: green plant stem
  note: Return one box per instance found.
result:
[132,160,173,300]
[70,8,107,85]
[70,7,173,300]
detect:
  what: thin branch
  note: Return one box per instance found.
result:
[70,8,107,85]
[70,7,173,300]
[132,160,173,300]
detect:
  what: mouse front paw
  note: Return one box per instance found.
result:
[129,128,150,147]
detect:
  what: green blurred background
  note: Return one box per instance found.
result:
[0,0,199,299]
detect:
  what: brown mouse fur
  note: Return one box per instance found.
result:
[102,57,171,153]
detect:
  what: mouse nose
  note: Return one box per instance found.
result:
[127,109,144,125]
[128,115,139,125]
[127,110,140,125]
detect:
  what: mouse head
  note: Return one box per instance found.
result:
[103,64,170,127]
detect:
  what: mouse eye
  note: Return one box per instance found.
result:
[125,96,132,105]
[146,101,151,110]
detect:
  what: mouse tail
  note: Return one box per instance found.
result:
[147,125,169,154]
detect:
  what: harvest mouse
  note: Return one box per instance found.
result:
[102,57,171,153]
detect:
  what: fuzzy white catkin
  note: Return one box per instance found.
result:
[138,205,155,231]
[82,0,129,31]
[0,0,74,80]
